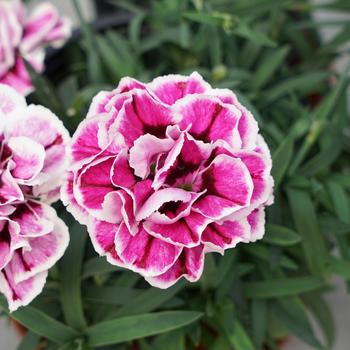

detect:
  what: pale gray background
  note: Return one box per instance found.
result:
[0,0,349,349]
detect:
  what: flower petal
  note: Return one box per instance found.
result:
[148,72,211,105]
[176,95,242,147]
[115,224,182,277]
[129,134,175,179]
[146,245,204,288]
[193,154,253,219]
[0,269,47,312]
[202,218,250,252]
[114,90,176,147]
[144,211,209,247]
[8,213,69,284]
[8,136,45,183]
[76,156,115,216]
[0,168,23,205]
[10,202,55,238]
[0,83,26,115]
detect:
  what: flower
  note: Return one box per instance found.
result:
[63,72,274,288]
[0,0,71,95]
[0,84,70,311]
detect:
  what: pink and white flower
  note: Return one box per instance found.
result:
[0,84,70,311]
[63,72,274,289]
[0,0,71,95]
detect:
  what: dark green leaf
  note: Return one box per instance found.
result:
[244,277,325,298]
[86,311,203,346]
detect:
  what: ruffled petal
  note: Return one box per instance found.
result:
[8,136,45,183]
[0,269,47,312]
[176,95,242,147]
[115,224,182,277]
[146,245,204,288]
[114,90,177,147]
[148,72,211,105]
[193,154,253,219]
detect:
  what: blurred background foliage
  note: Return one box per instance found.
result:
[2,0,350,349]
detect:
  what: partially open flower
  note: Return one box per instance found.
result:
[0,0,71,95]
[0,84,70,311]
[63,72,274,288]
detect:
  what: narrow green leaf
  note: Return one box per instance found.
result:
[82,257,121,279]
[272,298,324,349]
[303,293,335,347]
[84,286,141,305]
[264,224,301,246]
[86,311,203,347]
[217,302,255,350]
[287,188,328,276]
[115,281,185,317]
[60,223,87,330]
[0,297,79,344]
[244,277,325,298]
[264,72,329,103]
[272,136,294,189]
[253,46,289,89]
[251,300,266,349]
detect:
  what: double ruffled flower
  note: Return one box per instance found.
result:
[0,84,70,311]
[63,72,274,288]
[0,0,71,95]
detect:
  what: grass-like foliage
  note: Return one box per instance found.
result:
[4,0,350,349]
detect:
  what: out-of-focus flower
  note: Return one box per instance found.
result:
[0,84,70,311]
[0,0,71,95]
[63,72,274,289]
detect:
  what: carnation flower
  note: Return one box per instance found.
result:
[0,0,71,95]
[0,84,70,311]
[63,72,274,288]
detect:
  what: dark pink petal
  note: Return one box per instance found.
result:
[129,134,175,178]
[135,188,193,222]
[0,56,34,96]
[0,218,25,270]
[86,91,115,118]
[60,171,88,225]
[87,219,125,267]
[114,90,176,147]
[76,156,115,215]
[145,245,204,288]
[158,133,212,190]
[71,116,102,165]
[115,224,182,277]
[8,136,45,183]
[0,84,26,114]
[111,150,136,189]
[8,213,69,284]
[144,211,209,247]
[237,107,258,150]
[235,151,272,206]
[21,3,62,52]
[0,169,23,205]
[116,77,146,94]
[211,88,238,105]
[247,206,265,241]
[193,154,253,219]
[41,17,71,48]
[202,218,250,252]
[0,269,47,312]
[176,95,242,147]
[10,202,54,238]
[148,72,211,105]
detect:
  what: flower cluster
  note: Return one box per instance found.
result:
[63,72,274,288]
[0,84,70,311]
[0,0,71,95]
